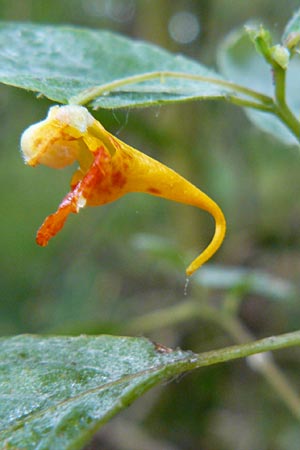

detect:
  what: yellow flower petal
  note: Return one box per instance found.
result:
[20,105,226,276]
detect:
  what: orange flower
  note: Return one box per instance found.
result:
[21,105,226,276]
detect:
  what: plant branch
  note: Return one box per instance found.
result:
[69,71,273,106]
[227,95,274,112]
[274,65,287,107]
[171,329,300,376]
[126,299,300,420]
[69,68,300,142]
[216,307,300,421]
[272,65,300,141]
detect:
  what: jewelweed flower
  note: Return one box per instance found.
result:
[21,105,226,276]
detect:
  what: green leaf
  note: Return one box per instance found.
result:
[2,333,300,449]
[282,8,300,50]
[0,335,192,450]
[218,26,300,146]
[0,22,231,109]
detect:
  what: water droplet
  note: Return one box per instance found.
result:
[168,11,200,45]
[155,106,161,118]
[105,0,136,23]
[77,194,87,209]
[184,276,190,296]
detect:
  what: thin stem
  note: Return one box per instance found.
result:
[125,299,300,421]
[165,331,300,394]
[275,105,300,141]
[227,95,275,112]
[69,67,300,141]
[192,331,300,368]
[69,71,273,106]
[272,65,300,141]
[173,329,300,373]
[217,308,300,421]
[274,65,286,107]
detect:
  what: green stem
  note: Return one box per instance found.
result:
[69,61,300,141]
[126,300,300,420]
[172,329,300,373]
[272,65,300,141]
[229,65,300,141]
[274,65,286,107]
[216,309,300,421]
[227,95,274,112]
[275,106,300,140]
[69,67,300,141]
[69,70,273,106]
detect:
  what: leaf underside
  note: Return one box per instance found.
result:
[0,22,231,109]
[218,26,300,146]
[282,7,300,47]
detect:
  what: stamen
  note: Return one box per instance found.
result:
[36,146,110,246]
[36,190,78,246]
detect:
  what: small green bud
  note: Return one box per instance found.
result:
[270,44,290,69]
[245,24,273,64]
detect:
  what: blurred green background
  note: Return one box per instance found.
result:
[1,1,300,449]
